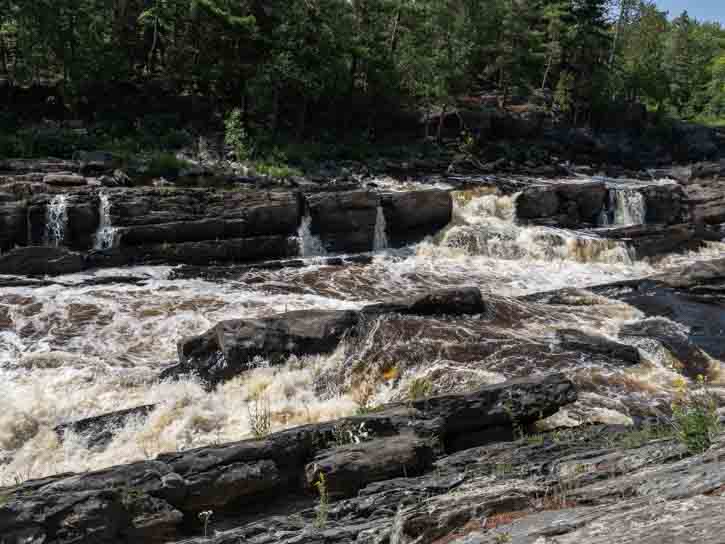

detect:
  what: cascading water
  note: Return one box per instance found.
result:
[373,205,389,251]
[45,195,68,247]
[94,192,119,250]
[3,180,720,488]
[612,189,646,226]
[440,191,634,265]
[297,213,327,257]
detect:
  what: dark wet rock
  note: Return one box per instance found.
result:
[0,158,79,174]
[516,182,607,226]
[172,288,488,385]
[307,190,379,253]
[363,287,487,317]
[169,255,375,281]
[168,310,361,385]
[0,374,576,544]
[602,223,704,259]
[556,329,640,365]
[88,236,298,268]
[620,318,715,379]
[42,174,88,187]
[54,405,157,449]
[381,189,452,246]
[0,201,28,251]
[305,433,435,499]
[0,246,84,276]
[98,169,131,187]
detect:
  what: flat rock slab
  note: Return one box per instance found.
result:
[0,246,85,276]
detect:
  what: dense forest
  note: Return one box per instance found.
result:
[1,1,724,150]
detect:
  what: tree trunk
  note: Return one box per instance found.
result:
[437,104,447,143]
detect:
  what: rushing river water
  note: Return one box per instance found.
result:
[0,186,723,484]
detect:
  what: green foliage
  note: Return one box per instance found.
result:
[407,378,433,402]
[224,109,253,162]
[313,472,329,530]
[247,393,272,439]
[1,0,724,142]
[670,375,721,454]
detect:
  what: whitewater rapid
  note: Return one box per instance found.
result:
[1,187,723,484]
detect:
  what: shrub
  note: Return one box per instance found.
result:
[313,472,329,529]
[247,394,272,439]
[670,375,721,454]
[224,108,253,161]
[407,377,433,402]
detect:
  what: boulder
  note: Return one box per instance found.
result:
[556,329,640,365]
[363,287,487,316]
[306,190,379,253]
[54,405,157,449]
[305,434,435,499]
[381,190,452,246]
[620,319,715,379]
[516,183,607,226]
[42,174,88,187]
[0,246,84,276]
[168,310,361,385]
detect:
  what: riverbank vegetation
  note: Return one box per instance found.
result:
[1,1,724,159]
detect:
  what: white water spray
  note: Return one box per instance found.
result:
[46,195,68,247]
[94,192,119,250]
[612,189,646,226]
[373,205,389,251]
[297,213,327,257]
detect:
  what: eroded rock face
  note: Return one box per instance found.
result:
[171,288,489,386]
[0,373,576,544]
[516,182,607,227]
[307,191,379,253]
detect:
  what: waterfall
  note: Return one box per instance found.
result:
[612,189,646,226]
[46,195,68,247]
[373,205,389,251]
[297,213,327,257]
[94,192,119,250]
[441,191,633,265]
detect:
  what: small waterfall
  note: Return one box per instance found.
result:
[297,213,327,257]
[612,189,646,226]
[46,195,68,247]
[373,205,389,251]
[94,192,119,250]
[441,191,633,264]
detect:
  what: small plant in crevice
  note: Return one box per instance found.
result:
[313,471,329,530]
[247,393,272,439]
[407,377,433,403]
[669,375,721,454]
[198,510,213,538]
[493,532,513,544]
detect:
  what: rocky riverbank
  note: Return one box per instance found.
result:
[1,153,725,543]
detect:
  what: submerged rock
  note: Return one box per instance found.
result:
[556,329,641,365]
[167,310,361,385]
[54,405,157,449]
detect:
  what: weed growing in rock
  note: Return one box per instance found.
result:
[247,393,272,439]
[494,532,512,543]
[670,375,721,454]
[313,472,329,529]
[198,510,213,538]
[407,377,433,402]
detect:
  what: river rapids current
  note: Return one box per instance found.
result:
[0,185,723,485]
